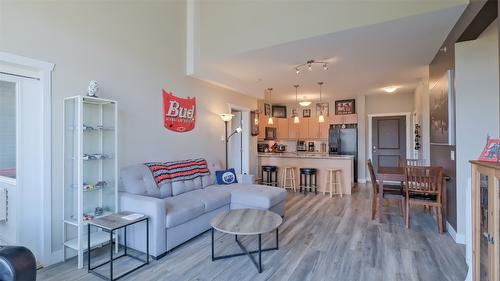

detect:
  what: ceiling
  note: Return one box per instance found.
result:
[195,4,466,103]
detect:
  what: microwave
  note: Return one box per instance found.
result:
[265,127,277,140]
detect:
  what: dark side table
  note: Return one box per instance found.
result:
[87,211,149,281]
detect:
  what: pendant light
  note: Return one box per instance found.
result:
[318,82,325,123]
[267,88,273,125]
[293,85,300,124]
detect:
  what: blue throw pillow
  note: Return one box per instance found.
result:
[215,168,238,185]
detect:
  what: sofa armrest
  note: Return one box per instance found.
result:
[119,192,167,257]
[237,174,255,184]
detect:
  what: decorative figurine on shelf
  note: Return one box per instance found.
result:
[83,183,94,191]
[94,207,104,216]
[87,80,99,97]
[83,213,94,221]
[95,181,107,188]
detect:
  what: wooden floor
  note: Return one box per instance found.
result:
[39,184,467,281]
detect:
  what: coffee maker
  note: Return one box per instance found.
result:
[308,142,315,152]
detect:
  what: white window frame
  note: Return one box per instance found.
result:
[0,75,21,185]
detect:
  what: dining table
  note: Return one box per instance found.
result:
[377,166,448,228]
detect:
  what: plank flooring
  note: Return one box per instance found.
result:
[38,184,468,281]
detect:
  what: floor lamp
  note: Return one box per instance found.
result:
[219,114,242,169]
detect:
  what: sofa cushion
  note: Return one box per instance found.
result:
[215,168,238,185]
[206,184,287,209]
[183,189,231,212]
[120,164,172,198]
[164,196,205,228]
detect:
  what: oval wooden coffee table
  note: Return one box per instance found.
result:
[210,209,283,273]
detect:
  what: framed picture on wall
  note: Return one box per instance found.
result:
[291,108,298,117]
[430,69,455,145]
[272,105,287,118]
[335,99,355,115]
[264,103,271,116]
[316,102,329,117]
[303,109,311,118]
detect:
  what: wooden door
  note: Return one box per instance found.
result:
[299,119,309,139]
[277,118,289,139]
[319,116,330,139]
[288,118,298,139]
[309,117,320,139]
[372,115,406,170]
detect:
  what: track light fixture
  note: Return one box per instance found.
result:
[294,59,329,74]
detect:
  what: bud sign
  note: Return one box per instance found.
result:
[162,89,196,132]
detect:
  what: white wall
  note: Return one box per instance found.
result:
[0,1,257,263]
[414,77,431,161]
[455,19,499,267]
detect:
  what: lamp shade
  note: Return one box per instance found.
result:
[268,116,273,125]
[318,114,325,123]
[293,115,300,124]
[219,113,234,122]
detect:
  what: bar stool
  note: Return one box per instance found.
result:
[325,169,343,198]
[281,167,297,192]
[261,165,278,186]
[299,168,318,195]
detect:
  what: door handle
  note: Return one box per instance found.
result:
[373,145,377,151]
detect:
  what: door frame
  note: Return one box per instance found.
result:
[368,112,412,168]
[227,103,251,175]
[0,52,55,265]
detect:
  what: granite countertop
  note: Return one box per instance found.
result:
[258,152,354,160]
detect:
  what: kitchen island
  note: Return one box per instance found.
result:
[258,153,354,195]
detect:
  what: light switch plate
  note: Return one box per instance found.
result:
[451,150,455,161]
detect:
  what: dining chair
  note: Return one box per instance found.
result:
[367,160,405,220]
[404,166,444,233]
[399,158,427,167]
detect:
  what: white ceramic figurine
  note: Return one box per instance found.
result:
[87,80,99,97]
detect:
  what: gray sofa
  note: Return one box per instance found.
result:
[118,163,287,259]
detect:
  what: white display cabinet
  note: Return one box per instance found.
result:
[63,96,118,268]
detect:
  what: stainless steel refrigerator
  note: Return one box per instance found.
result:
[329,124,358,182]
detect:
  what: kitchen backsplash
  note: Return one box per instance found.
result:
[258,139,327,153]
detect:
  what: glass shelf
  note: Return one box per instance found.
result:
[63,96,118,268]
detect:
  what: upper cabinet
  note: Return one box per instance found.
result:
[257,114,268,140]
[308,118,320,139]
[255,104,357,140]
[331,114,358,125]
[277,118,289,139]
[288,118,299,139]
[320,117,330,139]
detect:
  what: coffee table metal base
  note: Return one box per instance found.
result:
[211,228,279,273]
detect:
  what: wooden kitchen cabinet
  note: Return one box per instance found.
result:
[331,114,358,125]
[471,160,500,281]
[319,117,331,139]
[299,119,309,139]
[309,118,320,139]
[277,118,289,139]
[344,113,358,124]
[258,114,268,140]
[288,118,298,139]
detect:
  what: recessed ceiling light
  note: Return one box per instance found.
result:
[383,86,398,93]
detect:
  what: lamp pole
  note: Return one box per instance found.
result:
[224,120,229,169]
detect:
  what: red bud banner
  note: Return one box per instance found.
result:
[162,89,196,132]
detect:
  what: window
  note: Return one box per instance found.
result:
[0,80,16,179]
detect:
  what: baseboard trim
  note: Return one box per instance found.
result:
[446,222,465,244]
[42,249,64,267]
